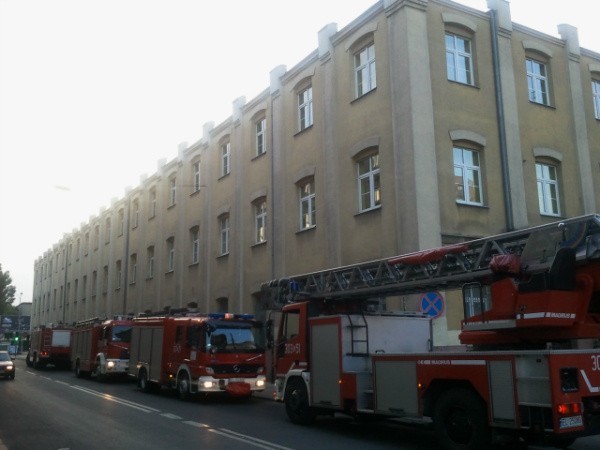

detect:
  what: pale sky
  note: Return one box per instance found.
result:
[0,0,598,306]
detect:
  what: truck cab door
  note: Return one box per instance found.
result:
[275,303,308,376]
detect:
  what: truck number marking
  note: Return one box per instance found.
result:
[592,355,600,371]
[285,343,301,355]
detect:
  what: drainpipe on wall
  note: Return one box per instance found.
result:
[489,8,514,231]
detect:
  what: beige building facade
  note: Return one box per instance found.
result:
[32,0,600,344]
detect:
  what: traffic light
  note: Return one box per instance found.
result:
[13,333,19,343]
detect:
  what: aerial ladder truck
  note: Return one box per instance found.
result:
[262,214,600,450]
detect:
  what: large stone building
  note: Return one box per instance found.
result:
[32,0,600,345]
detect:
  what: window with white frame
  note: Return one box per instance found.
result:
[593,79,600,120]
[254,199,267,244]
[118,209,124,236]
[446,33,474,85]
[132,199,139,228]
[298,86,313,131]
[169,177,176,206]
[166,237,175,272]
[299,180,316,229]
[105,218,111,244]
[191,227,199,264]
[115,260,122,290]
[526,58,550,105]
[256,118,266,156]
[219,215,230,255]
[355,43,376,97]
[357,153,381,212]
[192,161,201,192]
[130,253,137,284]
[453,147,483,205]
[147,246,154,279]
[536,162,560,216]
[221,142,231,176]
[149,188,157,219]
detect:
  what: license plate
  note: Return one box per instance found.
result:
[559,415,583,429]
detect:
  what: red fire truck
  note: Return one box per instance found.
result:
[26,325,72,369]
[128,310,267,399]
[262,214,600,449]
[70,316,133,380]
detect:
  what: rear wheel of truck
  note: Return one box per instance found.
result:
[138,369,152,393]
[177,373,192,400]
[433,387,491,450]
[285,378,316,425]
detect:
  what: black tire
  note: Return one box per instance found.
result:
[433,388,491,450]
[138,369,152,393]
[74,360,84,378]
[177,373,191,400]
[284,378,316,425]
[26,353,32,367]
[33,353,41,370]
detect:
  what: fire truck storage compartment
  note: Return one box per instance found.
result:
[373,359,419,416]
[129,326,164,381]
[488,359,517,425]
[72,329,92,361]
[309,314,431,410]
[51,330,71,347]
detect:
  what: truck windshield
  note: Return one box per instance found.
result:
[206,322,263,353]
[112,325,132,343]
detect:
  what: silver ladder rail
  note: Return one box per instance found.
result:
[263,215,600,305]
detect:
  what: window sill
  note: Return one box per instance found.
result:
[251,241,267,248]
[252,151,267,162]
[188,262,199,268]
[294,124,313,137]
[217,252,229,259]
[447,79,479,89]
[351,86,377,104]
[455,200,487,208]
[218,173,231,181]
[296,225,316,234]
[528,100,555,110]
[165,270,174,275]
[355,205,381,217]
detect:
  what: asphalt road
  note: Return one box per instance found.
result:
[1,355,600,450]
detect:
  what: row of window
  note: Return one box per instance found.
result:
[446,30,600,116]
[454,146,561,216]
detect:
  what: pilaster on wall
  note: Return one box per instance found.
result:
[385,0,442,252]
[558,24,596,214]
[487,0,528,229]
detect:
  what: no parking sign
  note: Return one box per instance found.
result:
[420,291,445,319]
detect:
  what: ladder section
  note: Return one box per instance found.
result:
[347,313,369,356]
[263,215,600,305]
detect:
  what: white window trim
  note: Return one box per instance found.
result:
[354,43,376,97]
[219,216,230,256]
[593,79,600,120]
[193,161,201,192]
[191,229,199,264]
[167,238,175,272]
[526,58,550,105]
[357,154,381,213]
[221,142,231,176]
[254,201,267,244]
[299,181,316,230]
[298,87,313,131]
[445,32,474,86]
[256,118,266,156]
[169,178,176,206]
[453,147,483,206]
[536,162,561,217]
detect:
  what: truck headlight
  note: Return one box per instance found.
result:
[107,361,116,369]
[203,381,214,389]
[256,379,265,388]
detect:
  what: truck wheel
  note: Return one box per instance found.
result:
[285,378,315,425]
[26,353,32,367]
[75,360,84,378]
[138,369,152,393]
[433,388,491,450]
[33,354,41,370]
[177,373,191,401]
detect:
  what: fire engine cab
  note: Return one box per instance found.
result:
[71,316,133,379]
[262,214,600,450]
[128,310,267,399]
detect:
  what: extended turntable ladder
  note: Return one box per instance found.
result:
[263,215,600,306]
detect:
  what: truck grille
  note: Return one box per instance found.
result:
[210,364,258,375]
